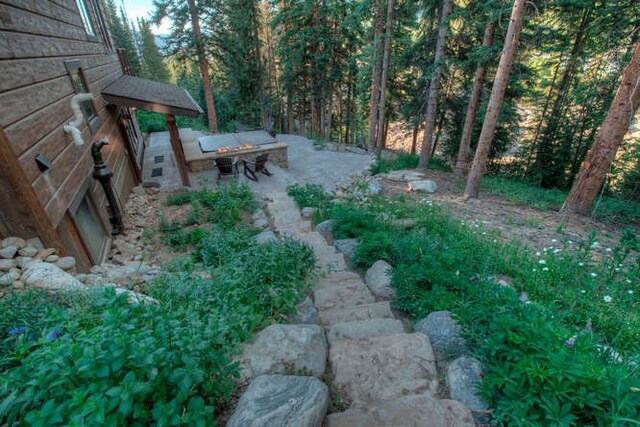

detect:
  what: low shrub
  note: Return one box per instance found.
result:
[323,194,639,425]
[1,188,316,425]
[370,152,419,175]
[287,183,332,209]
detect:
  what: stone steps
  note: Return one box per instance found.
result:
[313,282,374,311]
[326,318,405,344]
[229,189,476,426]
[319,301,394,326]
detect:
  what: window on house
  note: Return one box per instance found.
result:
[65,60,102,134]
[76,0,95,37]
[70,184,109,264]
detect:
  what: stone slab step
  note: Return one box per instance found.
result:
[237,324,327,379]
[326,318,405,345]
[313,282,374,311]
[228,375,329,427]
[315,254,347,273]
[325,394,474,427]
[319,301,393,326]
[315,272,364,292]
[328,333,438,405]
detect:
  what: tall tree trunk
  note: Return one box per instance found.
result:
[368,0,384,150]
[287,90,294,134]
[562,41,640,215]
[411,121,419,154]
[188,0,218,133]
[454,20,496,176]
[375,0,394,155]
[418,0,452,170]
[463,0,526,199]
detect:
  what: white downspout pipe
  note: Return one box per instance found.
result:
[63,93,95,146]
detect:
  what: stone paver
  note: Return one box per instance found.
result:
[319,301,394,326]
[313,281,374,311]
[327,318,405,344]
[329,333,438,404]
[326,395,474,427]
[237,324,327,379]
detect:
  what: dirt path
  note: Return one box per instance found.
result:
[381,169,634,256]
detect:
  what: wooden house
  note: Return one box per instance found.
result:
[0,0,201,270]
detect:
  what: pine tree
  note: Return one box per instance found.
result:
[138,19,171,83]
[153,0,220,132]
[103,0,141,75]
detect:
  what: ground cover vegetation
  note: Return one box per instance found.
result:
[0,183,315,425]
[288,182,639,425]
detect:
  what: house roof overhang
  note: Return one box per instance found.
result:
[101,75,203,118]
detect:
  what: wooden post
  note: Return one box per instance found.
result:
[0,126,64,250]
[165,114,191,187]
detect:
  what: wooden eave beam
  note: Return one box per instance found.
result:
[102,93,201,118]
[165,114,190,187]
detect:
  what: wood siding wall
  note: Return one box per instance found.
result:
[0,0,136,261]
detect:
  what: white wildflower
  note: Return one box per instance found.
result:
[580,290,586,294]
[542,267,549,272]
[628,290,634,295]
[605,248,612,252]
[579,262,584,267]
[539,259,546,265]
[603,295,612,303]
[590,272,597,278]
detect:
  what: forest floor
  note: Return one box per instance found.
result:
[381,169,634,258]
[113,167,635,268]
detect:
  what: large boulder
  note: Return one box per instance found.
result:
[0,259,16,271]
[21,262,86,292]
[334,239,358,258]
[238,324,327,379]
[408,180,437,193]
[1,237,26,249]
[329,333,438,404]
[315,220,334,233]
[447,356,489,412]
[326,394,475,427]
[227,375,328,427]
[415,311,466,361]
[0,245,18,259]
[364,260,395,298]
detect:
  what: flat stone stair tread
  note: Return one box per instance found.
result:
[319,301,393,326]
[327,318,405,344]
[314,254,347,273]
[315,274,365,292]
[313,282,374,311]
[325,395,475,427]
[328,333,438,404]
[227,375,329,427]
[237,324,327,379]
